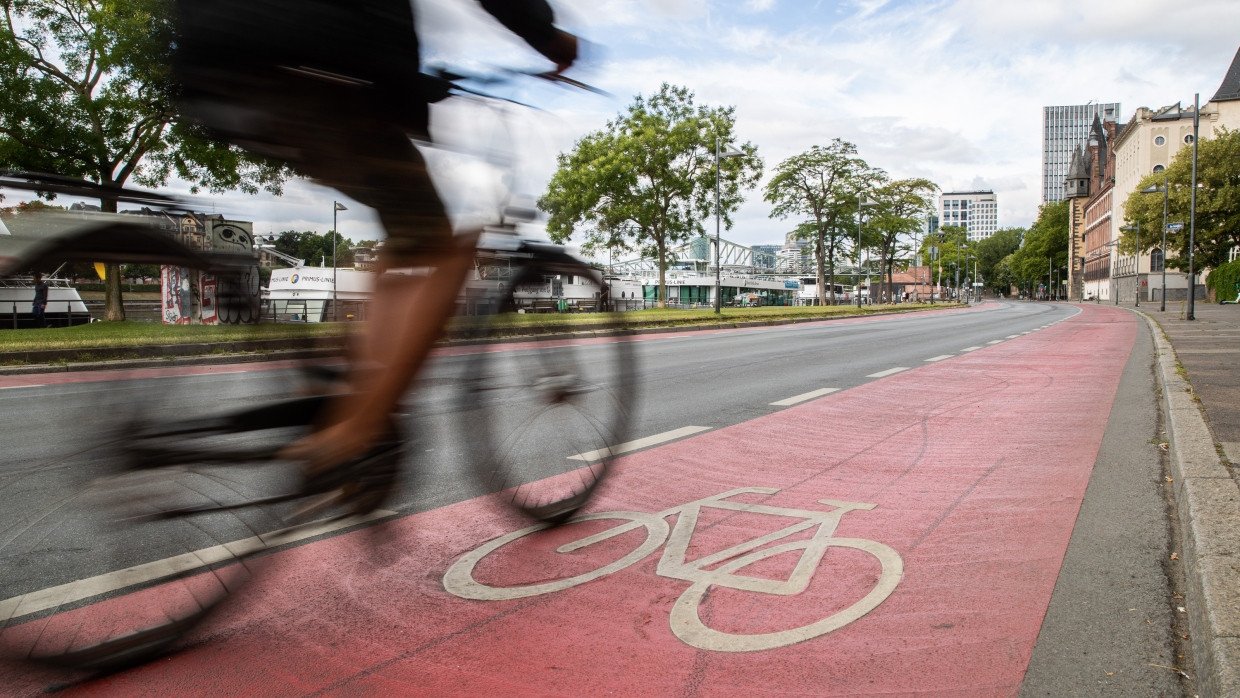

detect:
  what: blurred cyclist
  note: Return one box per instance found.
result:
[173,1,577,474]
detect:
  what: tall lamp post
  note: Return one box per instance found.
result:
[1121,222,1140,306]
[1188,93,1199,320]
[332,201,347,322]
[713,137,744,314]
[854,194,880,306]
[1141,178,1169,312]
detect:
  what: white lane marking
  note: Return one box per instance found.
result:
[960,346,983,352]
[0,385,46,390]
[568,426,711,462]
[0,510,396,622]
[1006,334,1020,339]
[770,388,839,407]
[867,367,909,378]
[987,340,1003,345]
[924,355,954,363]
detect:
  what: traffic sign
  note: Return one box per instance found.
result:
[1167,223,1184,232]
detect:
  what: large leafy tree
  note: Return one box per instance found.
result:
[1121,127,1240,271]
[974,227,1022,293]
[765,139,883,306]
[1008,200,1070,294]
[867,177,937,302]
[0,0,289,320]
[272,230,354,268]
[539,84,762,307]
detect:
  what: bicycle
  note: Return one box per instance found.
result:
[0,71,634,676]
[443,487,903,653]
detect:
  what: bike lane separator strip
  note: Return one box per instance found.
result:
[867,366,909,377]
[11,305,1131,697]
[770,388,839,406]
[567,426,711,462]
[924,355,954,363]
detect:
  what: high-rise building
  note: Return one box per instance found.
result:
[1042,102,1121,203]
[939,190,998,241]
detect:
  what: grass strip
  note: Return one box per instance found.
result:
[0,303,961,354]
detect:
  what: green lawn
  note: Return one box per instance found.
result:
[0,303,959,353]
[0,321,348,352]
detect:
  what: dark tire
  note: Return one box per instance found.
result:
[458,257,635,521]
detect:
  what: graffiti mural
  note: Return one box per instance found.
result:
[161,265,192,325]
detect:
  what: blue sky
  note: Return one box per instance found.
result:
[148,0,1240,254]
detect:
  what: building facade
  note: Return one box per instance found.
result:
[939,190,998,241]
[1043,102,1121,204]
[1110,46,1240,303]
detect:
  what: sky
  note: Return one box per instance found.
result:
[40,0,1240,257]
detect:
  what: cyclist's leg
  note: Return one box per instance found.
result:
[280,125,474,471]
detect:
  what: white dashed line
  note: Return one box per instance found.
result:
[925,355,954,363]
[0,510,397,622]
[960,346,983,352]
[987,340,1003,345]
[569,426,711,462]
[770,388,840,407]
[867,367,910,378]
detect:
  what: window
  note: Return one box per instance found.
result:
[1151,248,1164,272]
[1154,135,1166,146]
[1185,134,1195,144]
[1153,165,1165,173]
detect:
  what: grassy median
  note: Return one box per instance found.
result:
[0,302,960,355]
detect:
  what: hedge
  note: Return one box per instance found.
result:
[1206,260,1240,303]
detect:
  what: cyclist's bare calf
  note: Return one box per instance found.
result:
[282,235,476,474]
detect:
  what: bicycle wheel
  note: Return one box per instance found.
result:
[443,511,668,600]
[668,537,903,652]
[458,256,636,521]
[0,380,400,677]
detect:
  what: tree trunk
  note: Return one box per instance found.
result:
[657,237,667,309]
[815,233,827,307]
[100,196,126,322]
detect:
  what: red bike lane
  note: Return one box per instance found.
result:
[10,304,1136,696]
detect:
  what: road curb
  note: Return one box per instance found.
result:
[1143,311,1240,697]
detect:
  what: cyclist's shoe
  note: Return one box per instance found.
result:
[292,420,403,520]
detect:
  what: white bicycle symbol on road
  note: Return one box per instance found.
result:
[444,488,903,652]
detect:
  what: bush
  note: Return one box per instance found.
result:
[1206,260,1240,303]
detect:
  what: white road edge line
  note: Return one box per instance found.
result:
[568,426,711,462]
[867,367,910,378]
[770,388,839,407]
[1006,334,1021,339]
[924,355,954,363]
[987,340,1003,345]
[960,346,983,352]
[0,509,396,622]
[0,385,46,390]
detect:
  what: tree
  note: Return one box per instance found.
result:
[272,230,354,268]
[919,225,972,296]
[765,140,884,306]
[1008,200,1069,295]
[867,178,938,302]
[539,84,762,307]
[975,227,1022,293]
[1121,127,1240,272]
[0,0,290,320]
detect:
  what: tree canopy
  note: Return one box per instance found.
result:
[764,139,884,305]
[539,83,762,307]
[1120,127,1240,272]
[867,177,938,301]
[268,230,354,269]
[1,0,290,318]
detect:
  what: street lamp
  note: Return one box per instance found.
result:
[333,201,347,322]
[856,193,877,307]
[714,137,744,313]
[1188,92,1199,320]
[1141,178,1169,311]
[1121,222,1140,306]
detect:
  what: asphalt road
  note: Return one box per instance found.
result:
[0,301,1189,695]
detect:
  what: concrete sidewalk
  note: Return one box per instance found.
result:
[1122,299,1240,697]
